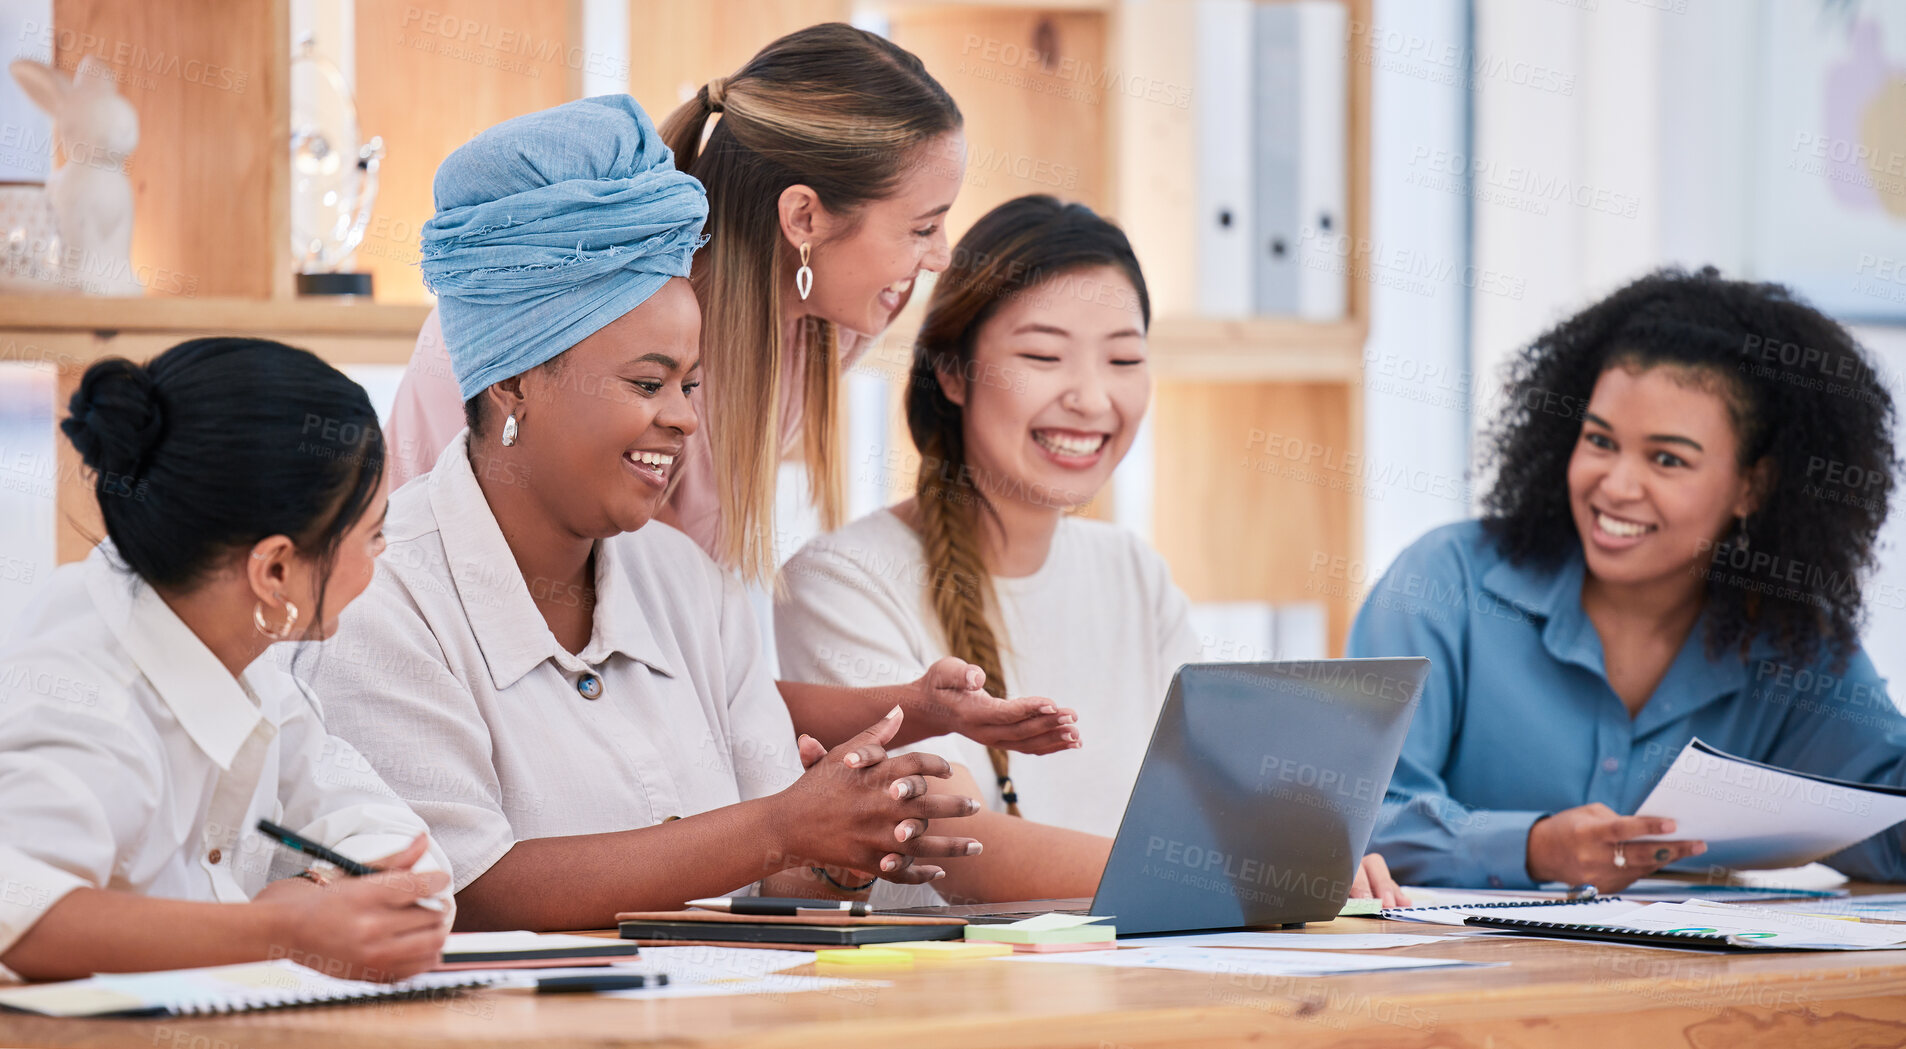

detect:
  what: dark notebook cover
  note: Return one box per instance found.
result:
[618,920,965,946]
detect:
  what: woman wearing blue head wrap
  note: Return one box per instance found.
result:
[379,26,1080,788]
[313,93,999,931]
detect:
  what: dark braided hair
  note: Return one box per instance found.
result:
[1481,266,1896,669]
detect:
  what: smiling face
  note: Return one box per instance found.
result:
[1566,363,1763,588]
[946,264,1150,513]
[507,278,703,538]
[797,130,964,337]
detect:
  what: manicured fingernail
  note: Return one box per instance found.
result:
[1694,843,1707,855]
[886,705,903,720]
[845,754,863,767]
[1040,704,1057,714]
[1058,714,1076,726]
[881,856,898,871]
[933,870,947,880]
[1064,731,1078,742]
[965,842,983,856]
[966,799,981,814]
[897,824,915,842]
[892,781,912,799]
[1660,820,1675,833]
[967,669,983,688]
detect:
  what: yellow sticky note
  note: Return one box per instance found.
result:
[812,947,915,970]
[880,940,1014,963]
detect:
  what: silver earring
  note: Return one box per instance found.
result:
[501,413,519,447]
[796,242,813,301]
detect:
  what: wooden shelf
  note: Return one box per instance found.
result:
[0,295,431,337]
[1148,316,1367,381]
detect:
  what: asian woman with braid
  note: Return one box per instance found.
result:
[775,196,1408,906]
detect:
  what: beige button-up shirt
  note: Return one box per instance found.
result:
[0,548,447,967]
[313,432,805,893]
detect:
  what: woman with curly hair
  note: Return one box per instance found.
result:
[1349,266,1906,890]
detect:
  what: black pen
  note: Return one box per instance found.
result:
[256,818,376,876]
[687,896,872,917]
[536,971,667,993]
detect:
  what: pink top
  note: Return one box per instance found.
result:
[384,306,873,558]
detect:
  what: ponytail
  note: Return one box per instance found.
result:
[657,77,722,173]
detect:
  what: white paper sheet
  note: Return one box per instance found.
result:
[1632,738,1906,870]
[1575,900,1906,950]
[1118,932,1462,950]
[1002,946,1484,975]
[1762,891,1906,922]
[443,931,619,953]
[595,946,877,1000]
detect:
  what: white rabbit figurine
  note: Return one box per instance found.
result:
[9,55,142,296]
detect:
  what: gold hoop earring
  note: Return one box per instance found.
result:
[501,412,519,447]
[796,242,813,301]
[253,599,300,641]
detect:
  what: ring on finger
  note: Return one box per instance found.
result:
[1612,842,1627,869]
[1654,847,1671,863]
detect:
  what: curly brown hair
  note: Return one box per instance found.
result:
[1481,266,1896,668]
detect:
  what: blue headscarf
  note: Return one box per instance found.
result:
[419,95,708,400]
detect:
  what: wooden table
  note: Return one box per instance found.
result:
[6,906,1906,1049]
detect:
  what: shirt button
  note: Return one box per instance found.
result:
[1602,758,1621,773]
[577,674,603,700]
[207,848,222,865]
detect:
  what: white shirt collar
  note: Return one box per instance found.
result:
[427,431,677,690]
[81,548,265,770]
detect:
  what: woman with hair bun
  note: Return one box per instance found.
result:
[0,338,452,982]
[1351,267,1906,890]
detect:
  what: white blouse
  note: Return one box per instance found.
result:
[0,548,447,967]
[311,432,805,894]
[775,509,1203,838]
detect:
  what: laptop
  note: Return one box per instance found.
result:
[893,658,1428,936]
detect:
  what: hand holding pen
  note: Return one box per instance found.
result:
[250,824,451,982]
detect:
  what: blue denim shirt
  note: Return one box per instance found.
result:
[1348,520,1906,888]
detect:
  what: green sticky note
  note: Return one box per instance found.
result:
[1009,912,1115,931]
[1339,898,1383,917]
[965,913,1118,944]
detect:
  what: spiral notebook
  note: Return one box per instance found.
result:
[0,960,507,1018]
[1389,897,1906,951]
[1381,896,1637,927]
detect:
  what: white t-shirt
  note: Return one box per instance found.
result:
[312,432,805,893]
[0,548,449,970]
[774,509,1201,839]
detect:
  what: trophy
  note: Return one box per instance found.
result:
[289,36,382,296]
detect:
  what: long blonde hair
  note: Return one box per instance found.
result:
[909,197,1151,817]
[659,24,961,580]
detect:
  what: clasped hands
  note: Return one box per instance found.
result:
[780,704,986,885]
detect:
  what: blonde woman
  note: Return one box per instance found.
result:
[382,24,1069,758]
[776,196,1407,907]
